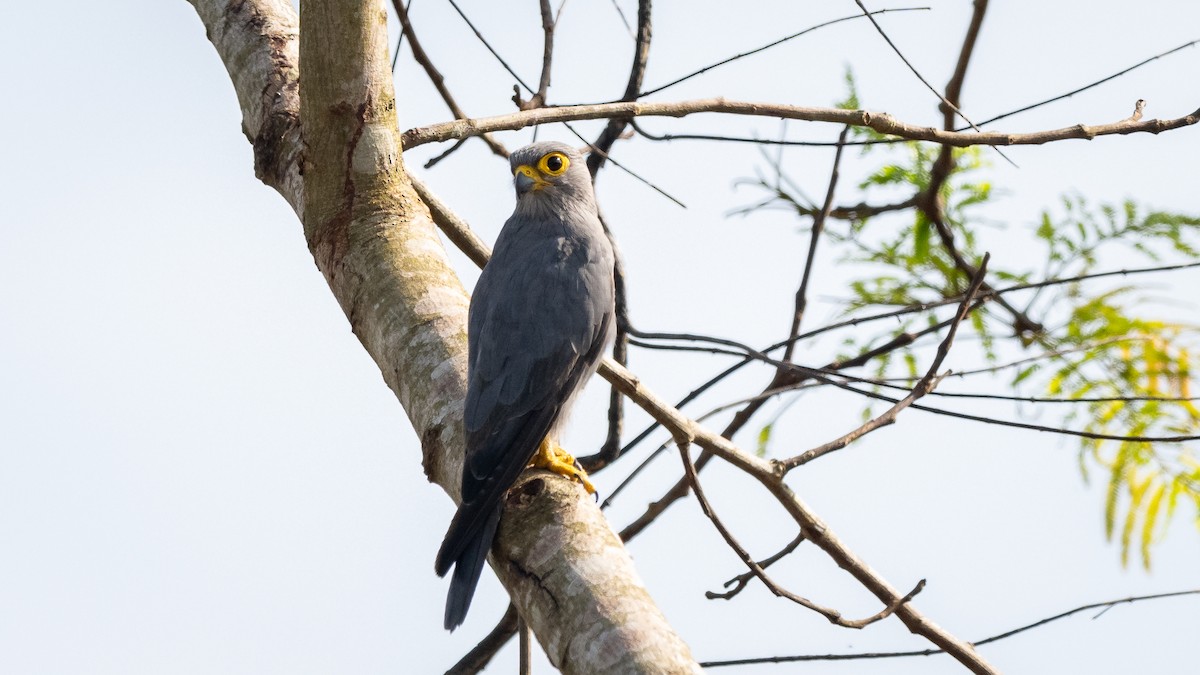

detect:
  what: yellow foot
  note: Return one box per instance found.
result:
[530,438,596,495]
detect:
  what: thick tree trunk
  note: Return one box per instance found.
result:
[187,1,698,671]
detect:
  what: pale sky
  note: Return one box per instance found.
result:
[1,1,1198,673]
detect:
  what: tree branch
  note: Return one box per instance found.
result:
[444,604,519,675]
[679,440,925,627]
[187,0,303,214]
[522,0,556,109]
[587,0,652,176]
[597,358,999,674]
[638,7,929,99]
[390,0,509,163]
[192,1,697,671]
[402,97,1200,149]
[783,126,849,362]
[780,254,989,470]
[700,588,1200,667]
[706,531,805,601]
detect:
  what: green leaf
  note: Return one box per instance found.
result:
[756,424,773,458]
[1141,480,1166,569]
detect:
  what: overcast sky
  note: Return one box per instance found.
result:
[2,1,1198,673]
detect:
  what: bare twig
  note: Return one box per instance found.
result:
[616,309,970,540]
[974,38,1200,128]
[639,7,929,98]
[389,0,410,73]
[567,124,687,207]
[699,588,1200,667]
[520,0,556,110]
[583,367,1003,672]
[678,441,924,627]
[791,260,1200,347]
[638,35,1200,147]
[578,209,631,473]
[853,0,1012,167]
[624,328,1200,445]
[631,118,903,148]
[783,126,850,362]
[402,98,1200,149]
[518,615,532,675]
[706,531,805,601]
[843,382,1200,444]
[587,0,652,176]
[444,604,519,675]
[790,195,919,221]
[446,0,533,94]
[391,0,508,162]
[408,174,491,269]
[780,254,990,470]
[917,0,1043,337]
[607,0,635,39]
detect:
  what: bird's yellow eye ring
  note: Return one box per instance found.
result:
[537,152,570,177]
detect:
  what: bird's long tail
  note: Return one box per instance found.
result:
[442,507,502,631]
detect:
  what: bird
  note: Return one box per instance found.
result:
[434,141,616,631]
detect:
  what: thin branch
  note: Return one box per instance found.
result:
[391,0,509,162]
[401,98,1200,149]
[943,0,989,121]
[578,209,631,473]
[631,118,905,148]
[567,123,687,208]
[973,38,1200,128]
[699,588,1200,667]
[678,441,924,628]
[444,604,519,675]
[792,260,1200,346]
[706,531,805,601]
[917,0,1044,338]
[637,35,1199,145]
[615,311,969,540]
[626,328,1200,445]
[791,195,919,221]
[973,588,1200,647]
[521,0,556,110]
[836,375,1200,405]
[587,0,652,176]
[781,254,989,470]
[389,0,410,73]
[853,0,1012,167]
[811,367,1200,444]
[607,0,635,39]
[445,0,535,94]
[518,615,532,675]
[408,174,491,269]
[639,7,929,98]
[783,126,849,362]
[596,359,997,673]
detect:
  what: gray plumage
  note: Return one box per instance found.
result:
[435,141,616,631]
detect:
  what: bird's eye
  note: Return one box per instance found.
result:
[538,152,569,176]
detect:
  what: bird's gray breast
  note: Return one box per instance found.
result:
[463,208,615,435]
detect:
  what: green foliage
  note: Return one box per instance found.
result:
[742,70,1200,568]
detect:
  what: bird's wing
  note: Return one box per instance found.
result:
[435,222,613,575]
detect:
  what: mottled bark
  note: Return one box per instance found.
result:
[187,0,697,671]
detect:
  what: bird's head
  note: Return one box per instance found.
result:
[509,141,593,207]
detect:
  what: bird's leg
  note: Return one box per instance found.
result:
[530,437,596,494]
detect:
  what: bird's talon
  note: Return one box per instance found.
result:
[531,438,597,495]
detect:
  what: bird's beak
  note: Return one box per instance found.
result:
[514,165,549,194]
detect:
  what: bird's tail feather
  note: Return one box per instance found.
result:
[443,507,502,631]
